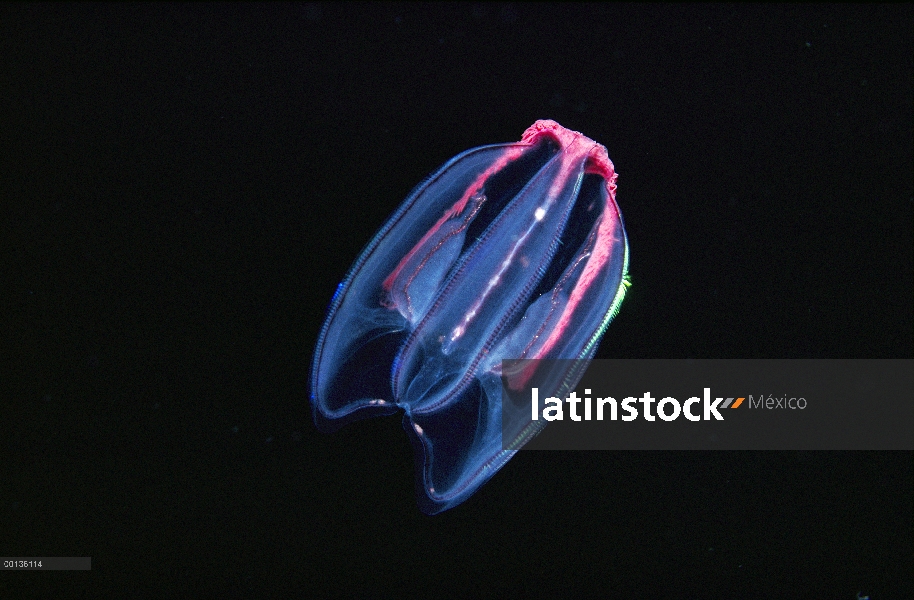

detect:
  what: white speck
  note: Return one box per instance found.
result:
[413,423,424,435]
[534,207,546,221]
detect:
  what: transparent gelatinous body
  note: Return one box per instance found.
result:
[311,120,629,513]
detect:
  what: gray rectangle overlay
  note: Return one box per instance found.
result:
[501,359,913,450]
[1,557,91,570]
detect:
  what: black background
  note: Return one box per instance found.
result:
[3,3,911,598]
